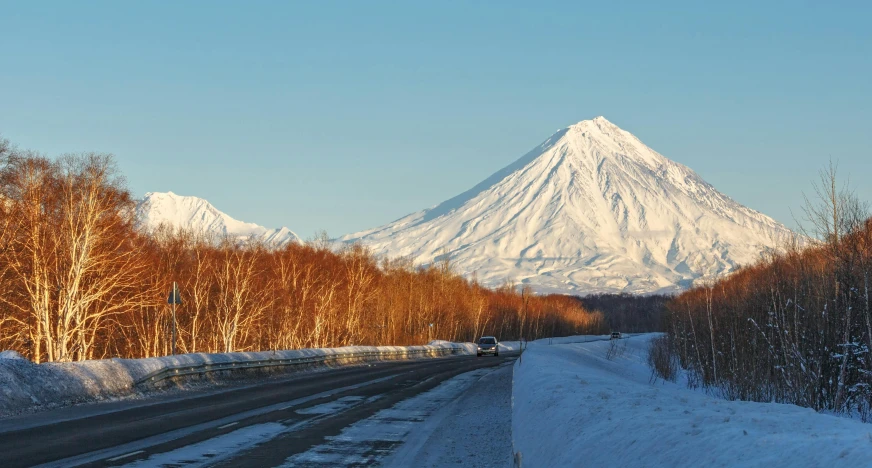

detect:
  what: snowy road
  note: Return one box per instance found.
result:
[0,350,517,468]
[20,333,872,468]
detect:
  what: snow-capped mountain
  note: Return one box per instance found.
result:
[137,191,301,246]
[342,117,792,295]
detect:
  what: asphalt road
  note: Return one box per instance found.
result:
[0,352,518,468]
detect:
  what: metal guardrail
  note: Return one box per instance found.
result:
[134,346,469,387]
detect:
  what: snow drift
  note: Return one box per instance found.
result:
[511,335,872,467]
[343,117,793,294]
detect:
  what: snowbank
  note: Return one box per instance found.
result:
[512,335,872,467]
[499,341,520,352]
[531,335,613,345]
[0,342,474,417]
[0,350,25,360]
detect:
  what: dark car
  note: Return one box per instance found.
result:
[477,336,499,357]
[610,331,622,340]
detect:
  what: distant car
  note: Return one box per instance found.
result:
[477,336,499,357]
[610,332,622,340]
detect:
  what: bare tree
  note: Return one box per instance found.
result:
[213,240,271,353]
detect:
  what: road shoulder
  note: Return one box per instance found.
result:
[383,361,514,468]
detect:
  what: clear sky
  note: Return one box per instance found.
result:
[2,1,870,238]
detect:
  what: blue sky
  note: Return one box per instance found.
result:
[1,1,870,237]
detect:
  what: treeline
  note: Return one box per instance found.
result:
[655,164,872,417]
[576,293,670,332]
[0,139,606,363]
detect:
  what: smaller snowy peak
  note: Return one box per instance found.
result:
[137,192,302,246]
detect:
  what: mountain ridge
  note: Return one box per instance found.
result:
[135,117,792,295]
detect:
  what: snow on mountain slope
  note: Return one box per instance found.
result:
[342,117,792,294]
[137,191,301,246]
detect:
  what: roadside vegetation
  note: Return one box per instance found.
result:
[651,163,872,418]
[0,138,606,363]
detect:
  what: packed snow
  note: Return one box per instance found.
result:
[122,422,287,467]
[31,375,401,467]
[107,362,511,467]
[0,342,475,417]
[385,364,514,467]
[512,335,872,467]
[282,364,511,467]
[137,191,302,245]
[342,117,793,295]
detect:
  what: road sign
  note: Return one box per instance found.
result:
[167,283,182,305]
[168,281,181,356]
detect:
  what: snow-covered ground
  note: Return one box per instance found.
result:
[512,334,872,467]
[0,342,474,417]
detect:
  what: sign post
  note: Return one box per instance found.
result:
[167,282,182,355]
